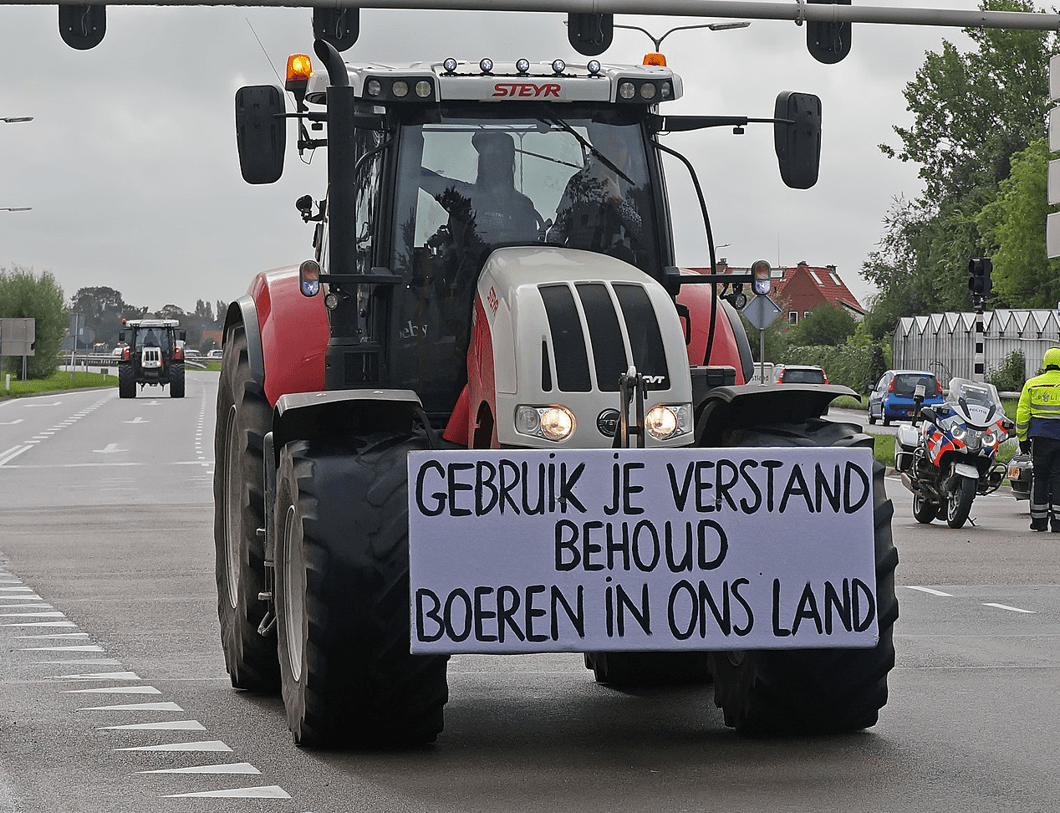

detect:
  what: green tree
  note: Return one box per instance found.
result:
[789,302,857,347]
[69,286,134,349]
[976,138,1060,308]
[0,265,67,379]
[881,0,1056,206]
[872,0,1059,321]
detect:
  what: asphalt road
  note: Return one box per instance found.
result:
[1,376,1058,812]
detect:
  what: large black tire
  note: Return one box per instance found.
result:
[213,324,279,692]
[274,432,449,747]
[708,418,899,735]
[118,363,136,399]
[946,474,977,529]
[169,362,185,398]
[584,651,711,688]
[912,493,937,524]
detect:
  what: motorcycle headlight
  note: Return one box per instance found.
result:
[951,425,966,441]
[984,429,998,447]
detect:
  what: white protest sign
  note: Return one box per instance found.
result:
[408,447,878,655]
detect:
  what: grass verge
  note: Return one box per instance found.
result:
[0,370,118,399]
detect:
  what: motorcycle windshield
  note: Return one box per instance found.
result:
[945,377,1003,428]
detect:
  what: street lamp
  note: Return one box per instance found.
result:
[614,21,751,60]
[1,117,33,124]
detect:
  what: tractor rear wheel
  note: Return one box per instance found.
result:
[274,432,449,747]
[709,418,898,735]
[213,324,279,692]
[169,363,185,398]
[118,363,136,399]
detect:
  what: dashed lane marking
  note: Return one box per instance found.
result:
[37,659,121,666]
[117,740,233,753]
[58,671,141,680]
[99,720,207,732]
[137,763,260,775]
[905,586,953,597]
[78,702,183,712]
[2,561,288,799]
[161,786,291,799]
[983,602,1036,614]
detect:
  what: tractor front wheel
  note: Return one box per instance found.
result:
[118,363,135,399]
[273,432,449,747]
[708,418,898,735]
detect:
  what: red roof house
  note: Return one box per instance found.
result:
[686,260,865,325]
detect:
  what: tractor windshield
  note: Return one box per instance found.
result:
[388,105,661,417]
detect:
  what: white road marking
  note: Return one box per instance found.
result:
[78,701,182,712]
[65,686,162,695]
[99,720,206,731]
[93,443,125,454]
[17,633,88,639]
[137,763,260,775]
[0,611,66,618]
[983,602,1036,614]
[905,586,954,597]
[0,418,24,425]
[58,671,140,680]
[0,601,49,607]
[36,659,121,665]
[0,586,33,592]
[20,645,105,652]
[2,621,76,628]
[124,417,149,424]
[161,785,291,799]
[117,740,232,752]
[0,444,32,466]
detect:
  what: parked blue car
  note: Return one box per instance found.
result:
[867,369,944,426]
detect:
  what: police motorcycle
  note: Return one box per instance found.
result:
[894,378,1014,529]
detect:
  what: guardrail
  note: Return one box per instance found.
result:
[60,353,209,373]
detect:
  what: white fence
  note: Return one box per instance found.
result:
[894,309,1060,383]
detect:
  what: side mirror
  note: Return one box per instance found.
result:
[920,406,937,424]
[774,92,821,190]
[235,85,287,185]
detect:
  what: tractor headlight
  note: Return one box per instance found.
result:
[516,405,575,442]
[645,404,692,441]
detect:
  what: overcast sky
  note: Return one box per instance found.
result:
[0,2,1013,314]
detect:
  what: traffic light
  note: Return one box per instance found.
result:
[806,0,852,64]
[968,257,993,298]
[58,4,106,50]
[568,13,613,56]
[313,8,359,52]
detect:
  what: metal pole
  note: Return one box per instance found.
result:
[973,301,985,383]
[759,327,766,385]
[3,0,1059,30]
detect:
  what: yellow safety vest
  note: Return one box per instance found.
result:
[1016,368,1060,442]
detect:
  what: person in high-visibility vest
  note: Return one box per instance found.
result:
[1016,347,1060,531]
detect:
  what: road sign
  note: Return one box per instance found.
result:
[742,295,781,330]
[0,317,35,357]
